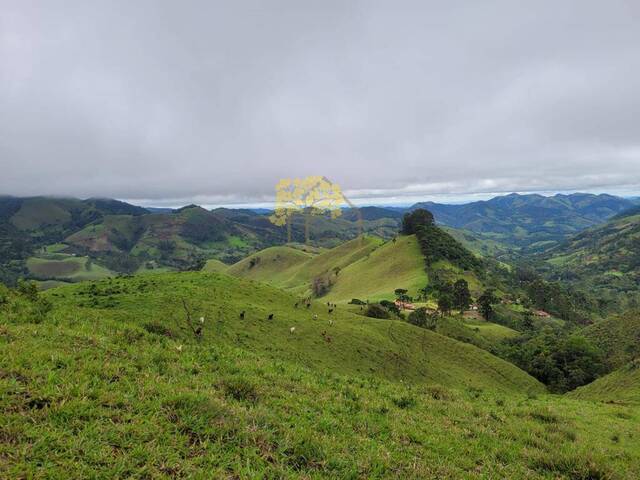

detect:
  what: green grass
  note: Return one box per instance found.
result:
[37,272,542,393]
[462,317,520,344]
[569,360,640,405]
[1,272,638,478]
[226,246,313,285]
[202,259,229,273]
[324,236,428,303]
[583,310,640,369]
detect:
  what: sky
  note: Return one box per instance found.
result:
[1,0,640,208]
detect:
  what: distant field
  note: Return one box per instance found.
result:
[26,255,114,281]
[463,318,520,344]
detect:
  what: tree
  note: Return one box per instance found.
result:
[437,293,453,316]
[394,288,409,302]
[478,289,499,320]
[401,209,434,235]
[452,279,471,312]
[407,307,437,330]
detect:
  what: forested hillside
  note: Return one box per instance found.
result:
[411,193,636,251]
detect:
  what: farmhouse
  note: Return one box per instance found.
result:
[394,300,416,311]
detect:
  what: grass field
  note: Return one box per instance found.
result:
[1,272,638,478]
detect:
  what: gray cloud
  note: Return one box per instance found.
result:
[1,0,640,205]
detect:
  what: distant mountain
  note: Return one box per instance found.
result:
[410,193,635,251]
[0,196,404,285]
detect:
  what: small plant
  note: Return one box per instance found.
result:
[392,395,416,409]
[221,376,259,402]
[143,322,174,338]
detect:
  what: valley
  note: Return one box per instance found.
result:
[2,193,640,478]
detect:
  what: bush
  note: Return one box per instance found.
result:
[365,304,390,319]
[379,299,400,315]
[143,322,175,338]
[221,376,259,402]
[407,307,437,330]
[349,298,366,305]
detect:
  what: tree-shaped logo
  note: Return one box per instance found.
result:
[270,176,361,244]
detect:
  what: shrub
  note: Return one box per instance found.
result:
[143,322,175,338]
[221,376,259,402]
[407,307,437,330]
[365,304,390,319]
[349,298,366,305]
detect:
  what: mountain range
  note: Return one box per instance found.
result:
[409,193,637,251]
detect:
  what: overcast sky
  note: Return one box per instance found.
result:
[1,1,640,207]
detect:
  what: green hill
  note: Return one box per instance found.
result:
[226,246,313,284]
[569,360,640,404]
[3,273,640,478]
[541,213,640,308]
[227,236,384,295]
[324,235,428,303]
[227,233,487,305]
[582,311,640,369]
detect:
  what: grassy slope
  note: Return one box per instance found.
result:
[324,236,428,303]
[202,259,229,273]
[583,310,640,369]
[41,272,542,394]
[2,273,639,478]
[569,360,640,405]
[226,237,384,296]
[226,246,313,285]
[282,237,384,289]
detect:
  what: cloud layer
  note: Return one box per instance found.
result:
[2,0,640,205]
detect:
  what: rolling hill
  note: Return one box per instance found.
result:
[323,235,428,303]
[226,235,433,303]
[582,310,640,369]
[2,271,639,478]
[541,210,640,308]
[569,359,640,404]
